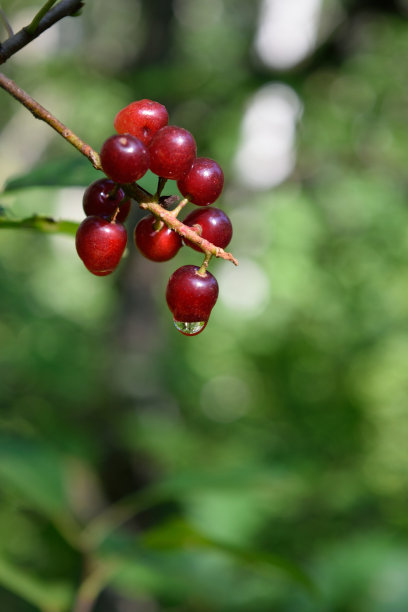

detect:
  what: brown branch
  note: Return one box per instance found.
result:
[0,71,101,169]
[0,0,84,65]
[140,200,239,266]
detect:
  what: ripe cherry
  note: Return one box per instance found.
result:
[177,157,224,206]
[76,216,127,276]
[183,207,232,252]
[134,215,182,262]
[149,126,196,180]
[114,99,169,146]
[100,134,150,184]
[83,178,131,222]
[166,265,219,335]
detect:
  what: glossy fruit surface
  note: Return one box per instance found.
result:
[183,207,232,252]
[76,216,127,276]
[166,265,219,324]
[149,126,196,180]
[83,178,131,222]
[100,134,149,184]
[177,157,224,206]
[114,99,169,146]
[134,215,182,262]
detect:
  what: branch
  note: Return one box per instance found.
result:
[0,71,101,169]
[0,0,84,65]
[140,200,239,266]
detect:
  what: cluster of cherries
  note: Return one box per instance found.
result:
[75,99,233,336]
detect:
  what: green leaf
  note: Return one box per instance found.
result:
[141,518,318,595]
[0,214,79,236]
[3,157,100,192]
[0,556,72,611]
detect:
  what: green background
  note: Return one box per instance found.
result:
[1,0,408,610]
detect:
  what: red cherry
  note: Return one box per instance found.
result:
[75,216,127,276]
[177,157,224,206]
[100,134,149,184]
[134,215,182,262]
[166,265,218,335]
[83,178,131,222]
[114,99,169,146]
[149,126,196,180]
[183,207,232,252]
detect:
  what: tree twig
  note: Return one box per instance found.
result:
[140,200,239,265]
[0,0,84,65]
[0,71,101,169]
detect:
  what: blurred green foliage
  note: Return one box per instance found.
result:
[1,0,408,610]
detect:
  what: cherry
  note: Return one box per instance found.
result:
[149,126,196,180]
[134,215,182,262]
[177,157,224,206]
[166,265,219,335]
[182,206,232,252]
[114,99,169,146]
[100,134,150,184]
[75,216,127,276]
[83,178,131,222]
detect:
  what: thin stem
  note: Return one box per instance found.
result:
[72,558,112,612]
[0,6,14,37]
[170,197,189,218]
[0,72,101,169]
[140,200,238,266]
[155,176,167,198]
[198,252,212,275]
[0,0,83,64]
[25,0,58,35]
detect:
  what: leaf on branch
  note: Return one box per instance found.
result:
[0,215,79,236]
[140,517,318,595]
[3,157,100,192]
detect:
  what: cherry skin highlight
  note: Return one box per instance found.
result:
[182,206,232,252]
[177,157,224,206]
[83,178,131,222]
[114,99,169,146]
[166,265,219,326]
[149,126,196,180]
[76,216,127,276]
[134,215,182,262]
[100,134,149,184]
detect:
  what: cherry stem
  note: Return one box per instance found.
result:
[140,200,238,266]
[170,197,189,218]
[155,176,167,198]
[198,252,212,276]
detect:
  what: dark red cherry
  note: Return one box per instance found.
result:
[75,216,127,276]
[149,126,196,180]
[83,178,131,222]
[114,99,169,146]
[100,134,150,184]
[183,207,232,252]
[177,157,224,206]
[166,265,218,335]
[134,215,182,262]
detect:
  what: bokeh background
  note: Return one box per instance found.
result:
[1,0,408,610]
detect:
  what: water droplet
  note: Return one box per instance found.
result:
[173,320,207,336]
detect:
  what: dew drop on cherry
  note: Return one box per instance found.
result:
[173,320,207,336]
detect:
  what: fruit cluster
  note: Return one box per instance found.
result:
[75,99,235,336]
